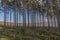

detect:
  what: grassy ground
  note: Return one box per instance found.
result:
[0,33,10,40]
[0,27,60,40]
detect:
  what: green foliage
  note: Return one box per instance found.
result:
[0,27,60,40]
[20,27,26,34]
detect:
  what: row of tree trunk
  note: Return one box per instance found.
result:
[0,0,60,31]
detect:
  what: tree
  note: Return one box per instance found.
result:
[1,0,23,27]
[1,0,59,29]
[56,0,60,32]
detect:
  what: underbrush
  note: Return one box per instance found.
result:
[0,27,60,40]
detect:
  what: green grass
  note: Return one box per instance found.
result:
[0,27,60,40]
[0,33,10,40]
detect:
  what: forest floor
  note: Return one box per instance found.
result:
[0,27,60,40]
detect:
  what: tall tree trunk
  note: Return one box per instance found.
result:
[42,16,44,28]
[23,8,26,27]
[33,11,36,28]
[55,0,60,32]
[31,12,34,27]
[16,9,18,27]
[13,0,17,28]
[57,10,60,32]
[4,7,7,28]
[18,10,21,27]
[55,0,60,40]
[31,10,35,28]
[13,10,16,28]
[27,6,29,28]
[46,0,50,29]
[9,8,12,28]
[39,13,41,27]
[6,10,8,28]
[23,9,26,27]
